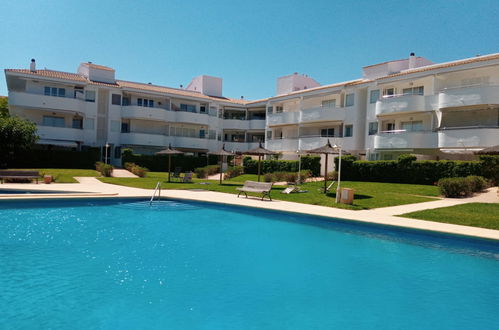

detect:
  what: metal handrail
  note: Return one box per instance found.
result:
[150,181,161,205]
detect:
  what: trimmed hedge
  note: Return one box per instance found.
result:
[194,165,220,179]
[333,154,490,185]
[124,162,149,177]
[243,156,321,177]
[7,148,100,169]
[122,149,219,172]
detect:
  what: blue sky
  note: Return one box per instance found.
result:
[1,0,498,100]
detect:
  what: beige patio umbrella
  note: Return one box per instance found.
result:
[243,141,277,182]
[156,144,184,182]
[306,139,340,194]
[208,144,235,184]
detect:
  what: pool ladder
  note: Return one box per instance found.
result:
[150,181,162,205]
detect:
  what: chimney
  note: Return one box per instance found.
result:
[408,52,416,69]
[30,59,36,72]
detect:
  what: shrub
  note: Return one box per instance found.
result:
[242,156,321,176]
[438,177,473,198]
[397,154,417,166]
[95,161,113,177]
[194,165,220,179]
[298,170,312,183]
[479,155,499,185]
[225,166,244,179]
[263,173,273,182]
[124,162,135,171]
[194,167,207,179]
[327,171,338,180]
[466,175,488,192]
[131,165,148,177]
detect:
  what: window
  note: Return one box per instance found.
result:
[368,122,378,135]
[387,123,395,131]
[344,125,353,137]
[44,87,65,97]
[402,86,424,95]
[180,104,196,112]
[320,128,335,137]
[345,93,354,107]
[122,97,130,106]
[401,121,423,132]
[383,88,395,98]
[266,131,272,139]
[149,99,154,107]
[85,90,96,102]
[370,90,380,103]
[114,146,122,159]
[322,99,336,108]
[111,94,122,105]
[200,106,207,113]
[72,117,83,129]
[43,116,65,127]
[267,106,273,114]
[137,98,143,106]
[121,122,130,133]
[275,106,283,113]
[199,129,205,138]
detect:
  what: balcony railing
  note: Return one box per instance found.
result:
[376,94,436,116]
[9,91,88,113]
[438,126,499,148]
[438,85,499,109]
[374,130,438,149]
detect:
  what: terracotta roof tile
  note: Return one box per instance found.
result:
[6,69,88,82]
[377,53,499,80]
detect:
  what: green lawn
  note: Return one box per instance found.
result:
[11,168,100,183]
[99,172,440,210]
[399,203,499,230]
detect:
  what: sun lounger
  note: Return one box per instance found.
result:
[237,181,273,201]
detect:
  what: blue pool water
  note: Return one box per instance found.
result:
[0,189,74,194]
[1,198,498,329]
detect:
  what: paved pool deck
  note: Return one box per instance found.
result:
[1,178,498,241]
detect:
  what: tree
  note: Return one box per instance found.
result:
[0,97,8,118]
[0,116,38,168]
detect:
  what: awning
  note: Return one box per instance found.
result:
[440,148,483,154]
[37,139,78,148]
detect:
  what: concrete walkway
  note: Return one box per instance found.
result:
[111,169,138,178]
[0,178,498,240]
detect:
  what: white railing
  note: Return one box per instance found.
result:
[438,85,499,109]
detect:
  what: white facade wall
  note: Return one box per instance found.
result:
[5,53,499,166]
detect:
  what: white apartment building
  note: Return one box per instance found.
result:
[4,53,499,166]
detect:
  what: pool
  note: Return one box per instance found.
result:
[0,188,76,194]
[1,198,498,329]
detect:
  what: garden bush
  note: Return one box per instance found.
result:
[95,161,114,177]
[479,155,499,184]
[437,175,487,198]
[194,165,220,179]
[124,162,148,177]
[263,173,273,182]
[225,166,244,179]
[466,175,488,192]
[243,156,321,176]
[261,170,312,183]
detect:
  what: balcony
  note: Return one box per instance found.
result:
[175,111,209,125]
[301,107,346,123]
[37,125,84,141]
[375,95,436,116]
[122,106,174,122]
[224,141,260,152]
[438,85,499,109]
[438,127,499,148]
[267,112,300,126]
[266,138,299,151]
[174,136,209,150]
[374,131,438,149]
[223,119,250,130]
[121,132,169,146]
[9,91,87,113]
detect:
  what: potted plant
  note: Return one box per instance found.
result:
[44,175,53,184]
